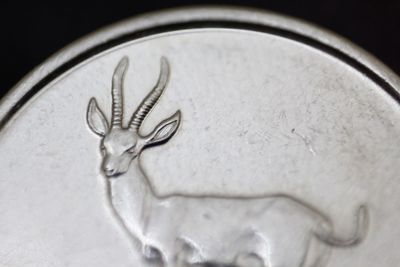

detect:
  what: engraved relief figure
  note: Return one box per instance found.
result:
[86,57,369,267]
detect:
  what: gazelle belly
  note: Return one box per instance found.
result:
[143,196,321,265]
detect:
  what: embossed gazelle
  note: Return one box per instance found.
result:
[87,57,369,267]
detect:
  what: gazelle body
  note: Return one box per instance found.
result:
[87,57,368,267]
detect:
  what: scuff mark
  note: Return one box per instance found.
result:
[291,128,316,156]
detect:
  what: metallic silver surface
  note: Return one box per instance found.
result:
[0,7,399,267]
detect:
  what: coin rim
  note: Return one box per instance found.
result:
[1,6,399,129]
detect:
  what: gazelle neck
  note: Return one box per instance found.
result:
[107,157,157,238]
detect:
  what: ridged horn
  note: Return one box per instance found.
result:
[129,57,170,132]
[111,57,129,128]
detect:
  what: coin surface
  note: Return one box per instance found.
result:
[0,7,399,267]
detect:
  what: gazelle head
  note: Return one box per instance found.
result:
[86,57,181,178]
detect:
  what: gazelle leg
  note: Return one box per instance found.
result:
[299,234,331,267]
[134,256,163,267]
[143,245,163,261]
[234,252,265,267]
[173,238,203,267]
[175,251,189,267]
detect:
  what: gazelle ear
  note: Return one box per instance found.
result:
[144,110,181,147]
[87,98,109,137]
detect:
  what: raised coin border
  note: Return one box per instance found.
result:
[1,6,399,130]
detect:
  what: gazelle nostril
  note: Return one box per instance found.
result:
[103,166,115,175]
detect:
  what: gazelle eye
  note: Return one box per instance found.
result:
[127,146,136,153]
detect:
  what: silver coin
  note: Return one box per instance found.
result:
[0,7,399,267]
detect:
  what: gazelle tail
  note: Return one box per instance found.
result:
[315,205,369,247]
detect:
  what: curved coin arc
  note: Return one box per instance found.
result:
[1,7,399,129]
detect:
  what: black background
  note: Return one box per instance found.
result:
[1,0,399,96]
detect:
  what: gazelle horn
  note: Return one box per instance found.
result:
[129,57,170,132]
[111,57,129,129]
